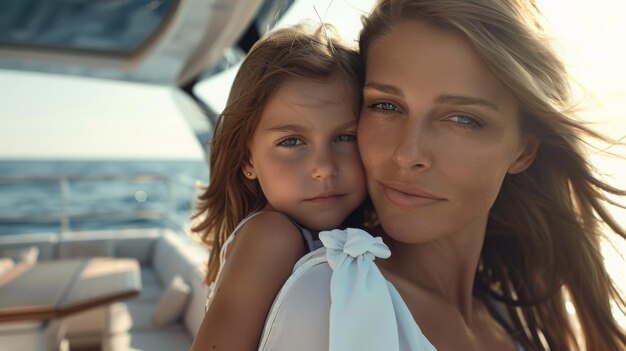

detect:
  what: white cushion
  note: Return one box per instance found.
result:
[63,306,106,336]
[0,258,15,276]
[102,328,191,351]
[153,275,191,327]
[107,302,157,334]
[58,239,114,258]
[183,269,210,337]
[130,268,163,302]
[153,234,193,286]
[114,236,158,265]
[0,246,39,264]
[139,268,160,288]
[0,321,44,333]
[0,326,48,351]
[134,283,163,303]
[0,233,58,261]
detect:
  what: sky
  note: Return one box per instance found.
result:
[533,0,626,294]
[0,69,206,160]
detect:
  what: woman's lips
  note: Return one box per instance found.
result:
[381,182,445,208]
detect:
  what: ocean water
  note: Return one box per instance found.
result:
[0,159,208,235]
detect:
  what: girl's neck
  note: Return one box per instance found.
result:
[376,220,487,322]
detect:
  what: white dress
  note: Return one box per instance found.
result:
[258,228,437,351]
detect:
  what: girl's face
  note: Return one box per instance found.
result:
[244,76,366,231]
[359,21,537,243]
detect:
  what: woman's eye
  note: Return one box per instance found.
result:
[277,137,304,148]
[370,102,399,113]
[336,134,357,142]
[448,115,482,128]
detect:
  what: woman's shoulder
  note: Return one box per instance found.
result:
[259,228,436,351]
[259,247,332,351]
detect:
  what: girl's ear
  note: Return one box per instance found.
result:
[241,159,257,180]
[508,137,540,174]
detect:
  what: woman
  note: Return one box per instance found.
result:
[259,0,626,350]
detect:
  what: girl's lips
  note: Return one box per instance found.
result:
[381,183,445,208]
[305,193,345,205]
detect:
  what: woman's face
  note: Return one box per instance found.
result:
[358,20,537,243]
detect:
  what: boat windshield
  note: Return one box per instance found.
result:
[0,0,178,56]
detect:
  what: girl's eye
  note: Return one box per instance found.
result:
[448,115,482,128]
[370,102,399,113]
[336,134,357,142]
[277,137,304,148]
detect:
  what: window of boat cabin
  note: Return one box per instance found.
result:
[0,0,179,57]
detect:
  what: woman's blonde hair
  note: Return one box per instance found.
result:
[360,0,626,349]
[192,24,360,285]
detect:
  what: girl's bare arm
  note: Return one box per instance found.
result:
[190,211,306,351]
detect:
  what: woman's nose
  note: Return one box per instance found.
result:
[310,147,338,179]
[392,120,432,170]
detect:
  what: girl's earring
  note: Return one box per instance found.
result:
[245,172,252,177]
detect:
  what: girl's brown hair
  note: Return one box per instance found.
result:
[360,0,626,349]
[192,24,360,285]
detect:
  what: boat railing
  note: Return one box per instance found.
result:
[0,173,206,237]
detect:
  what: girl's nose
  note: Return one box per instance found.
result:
[310,147,338,179]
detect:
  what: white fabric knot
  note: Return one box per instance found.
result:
[319,228,390,268]
[318,228,436,351]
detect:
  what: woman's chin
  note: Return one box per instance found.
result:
[378,218,436,244]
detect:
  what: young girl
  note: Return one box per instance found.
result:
[189,25,367,350]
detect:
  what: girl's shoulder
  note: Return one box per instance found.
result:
[237,211,301,236]
[205,211,309,312]
[228,211,307,262]
[201,212,316,350]
[232,211,322,256]
[212,211,306,275]
[205,211,312,312]
[236,210,298,232]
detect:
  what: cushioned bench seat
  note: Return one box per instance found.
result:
[103,328,192,351]
[0,228,210,351]
[101,231,209,351]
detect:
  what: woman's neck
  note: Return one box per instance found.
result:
[376,219,487,322]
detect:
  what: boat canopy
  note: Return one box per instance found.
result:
[0,0,286,85]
